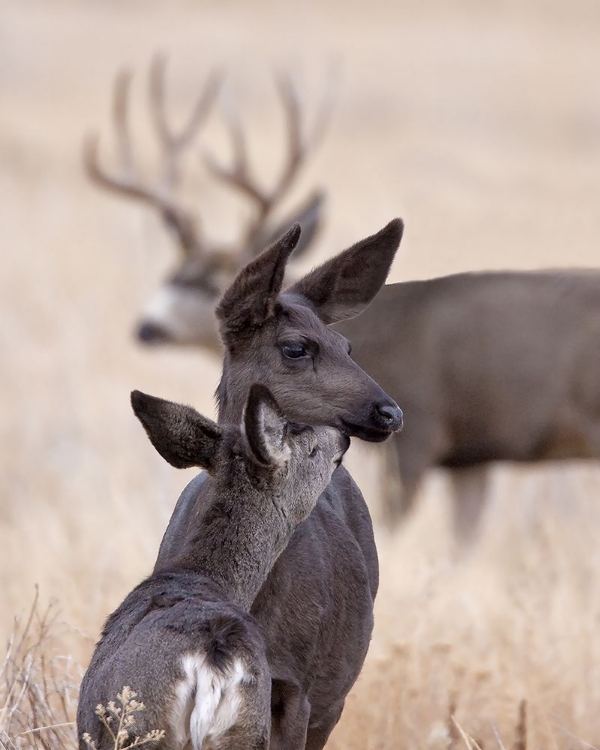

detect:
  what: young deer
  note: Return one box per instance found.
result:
[86,59,331,351]
[77,384,348,750]
[153,221,404,750]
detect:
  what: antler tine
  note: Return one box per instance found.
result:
[113,68,136,176]
[83,68,138,190]
[149,54,223,192]
[272,70,305,199]
[84,64,204,255]
[204,95,271,211]
[274,66,336,197]
[204,69,334,253]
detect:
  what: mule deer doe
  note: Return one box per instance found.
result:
[87,63,600,544]
[78,384,349,749]
[85,58,330,352]
[152,221,404,749]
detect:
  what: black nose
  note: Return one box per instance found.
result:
[137,321,169,344]
[375,403,403,431]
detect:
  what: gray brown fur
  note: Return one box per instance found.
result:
[334,268,600,539]
[154,221,404,749]
[78,384,347,750]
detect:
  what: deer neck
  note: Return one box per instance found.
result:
[177,475,292,610]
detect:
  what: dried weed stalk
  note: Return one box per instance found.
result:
[81,686,165,750]
[0,590,78,750]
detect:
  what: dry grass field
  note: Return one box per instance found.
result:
[2,0,600,747]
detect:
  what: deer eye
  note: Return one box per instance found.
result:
[280,342,309,360]
[309,444,319,458]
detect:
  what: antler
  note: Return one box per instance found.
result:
[84,56,221,254]
[203,70,334,254]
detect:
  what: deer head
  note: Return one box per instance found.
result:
[216,219,405,442]
[131,384,348,534]
[86,57,332,352]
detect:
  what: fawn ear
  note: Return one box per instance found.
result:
[258,191,325,260]
[244,384,290,467]
[287,218,404,324]
[131,390,222,472]
[216,223,301,346]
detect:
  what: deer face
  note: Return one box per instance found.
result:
[130,384,348,525]
[216,220,405,442]
[137,258,224,351]
[134,194,326,352]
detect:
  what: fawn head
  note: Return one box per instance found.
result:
[131,384,349,525]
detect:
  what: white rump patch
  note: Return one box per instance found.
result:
[171,653,249,748]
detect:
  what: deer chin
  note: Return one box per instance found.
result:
[339,419,394,444]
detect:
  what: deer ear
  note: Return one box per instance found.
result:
[257,191,325,260]
[244,384,290,467]
[287,218,403,324]
[216,223,301,346]
[131,390,222,472]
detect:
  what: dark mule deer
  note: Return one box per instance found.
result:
[85,59,331,352]
[153,221,404,749]
[78,384,348,749]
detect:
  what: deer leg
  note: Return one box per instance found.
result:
[269,678,310,750]
[381,423,444,525]
[449,465,490,548]
[303,702,344,750]
[217,725,270,750]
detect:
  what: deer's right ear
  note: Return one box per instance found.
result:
[131,390,222,472]
[287,218,403,324]
[216,223,301,346]
[244,384,290,467]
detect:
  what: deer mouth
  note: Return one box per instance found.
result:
[339,419,395,443]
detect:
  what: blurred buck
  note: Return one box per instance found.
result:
[78,384,348,749]
[85,57,331,351]
[88,63,600,546]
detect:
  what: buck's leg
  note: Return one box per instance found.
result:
[449,465,489,548]
[382,422,445,525]
[269,679,310,750]
[304,702,344,750]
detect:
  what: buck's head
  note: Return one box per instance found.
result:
[136,194,325,352]
[86,58,330,353]
[216,219,405,442]
[131,384,348,526]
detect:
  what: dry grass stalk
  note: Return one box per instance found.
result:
[81,686,165,750]
[0,590,78,750]
[447,696,461,749]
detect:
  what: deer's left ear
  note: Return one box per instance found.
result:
[131,391,222,472]
[287,218,403,324]
[216,223,301,345]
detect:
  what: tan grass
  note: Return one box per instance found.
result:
[3,1,600,748]
[0,592,78,749]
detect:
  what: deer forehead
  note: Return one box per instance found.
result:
[276,302,350,350]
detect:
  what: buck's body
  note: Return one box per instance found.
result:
[334,270,600,525]
[78,570,270,750]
